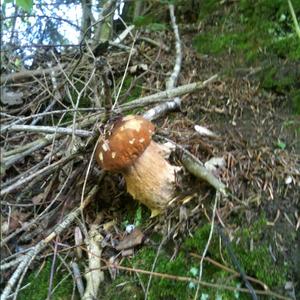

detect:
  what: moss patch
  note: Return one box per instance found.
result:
[102,216,288,299]
[18,260,74,300]
[193,0,300,115]
[194,0,300,61]
[184,217,288,296]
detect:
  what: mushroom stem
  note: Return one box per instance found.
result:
[123,141,179,217]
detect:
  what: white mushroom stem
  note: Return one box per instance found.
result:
[123,141,180,217]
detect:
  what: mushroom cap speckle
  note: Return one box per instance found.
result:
[95,115,155,171]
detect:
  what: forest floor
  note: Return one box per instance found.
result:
[96,29,300,300]
[1,1,299,300]
[94,3,300,299]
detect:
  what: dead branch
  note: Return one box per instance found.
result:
[181,152,227,195]
[156,134,227,195]
[143,4,182,121]
[1,154,76,196]
[71,262,85,298]
[143,98,181,121]
[112,25,135,44]
[82,225,104,300]
[166,4,182,90]
[2,124,92,137]
[121,75,218,111]
[0,185,99,300]
[1,64,66,84]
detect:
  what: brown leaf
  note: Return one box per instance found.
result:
[121,248,134,257]
[115,228,144,251]
[32,179,55,205]
[32,193,44,205]
[3,211,30,233]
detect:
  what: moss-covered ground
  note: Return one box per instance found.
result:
[192,0,300,114]
[18,260,75,300]
[102,215,289,300]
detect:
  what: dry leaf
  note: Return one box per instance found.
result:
[121,248,134,257]
[74,226,83,258]
[115,228,144,251]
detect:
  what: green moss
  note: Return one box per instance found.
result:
[260,63,300,100]
[103,215,288,299]
[18,260,74,300]
[193,0,299,116]
[122,76,142,103]
[185,216,287,291]
[133,15,167,32]
[291,90,300,114]
[194,0,300,61]
[103,245,195,300]
[103,276,144,300]
[195,0,220,21]
[193,33,248,56]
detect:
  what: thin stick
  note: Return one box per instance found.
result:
[194,192,219,300]
[3,124,92,137]
[288,0,300,39]
[190,253,269,290]
[1,154,76,196]
[121,75,218,111]
[112,32,137,111]
[0,185,99,300]
[102,263,291,300]
[143,4,182,121]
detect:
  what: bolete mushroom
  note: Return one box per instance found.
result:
[95,115,178,217]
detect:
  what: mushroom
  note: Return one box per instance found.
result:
[95,115,179,217]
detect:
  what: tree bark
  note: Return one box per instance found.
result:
[81,0,92,39]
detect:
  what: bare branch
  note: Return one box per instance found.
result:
[0,186,99,300]
[2,124,92,137]
[82,225,104,300]
[1,154,76,196]
[1,64,66,84]
[121,75,218,111]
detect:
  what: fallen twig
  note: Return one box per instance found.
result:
[101,263,292,300]
[143,4,182,121]
[1,154,76,196]
[71,262,85,298]
[121,74,218,111]
[2,124,92,137]
[181,153,227,195]
[190,253,269,291]
[1,64,66,84]
[82,224,104,300]
[0,185,99,300]
[157,134,227,195]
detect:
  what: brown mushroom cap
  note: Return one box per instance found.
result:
[95,115,155,171]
